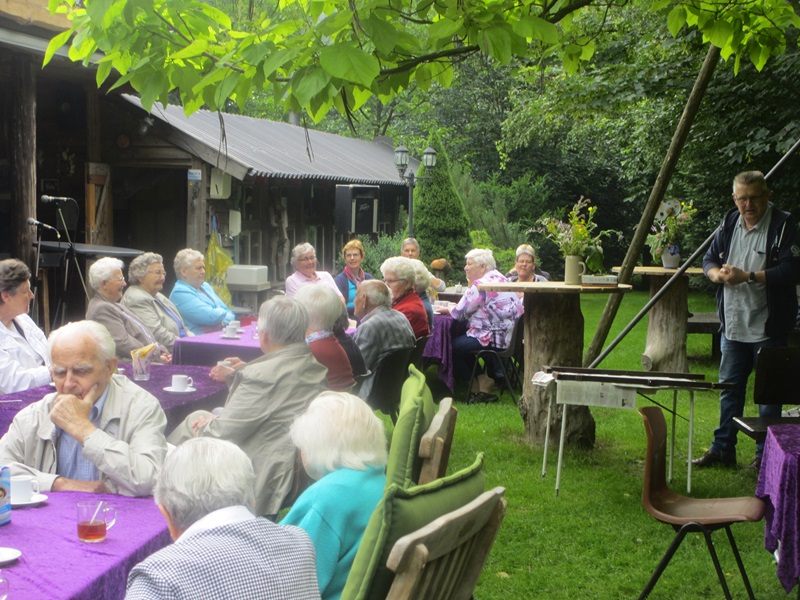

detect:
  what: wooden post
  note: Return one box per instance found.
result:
[10,52,36,270]
[520,293,596,448]
[641,275,689,373]
[186,159,207,250]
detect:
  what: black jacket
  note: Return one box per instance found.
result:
[703,204,800,338]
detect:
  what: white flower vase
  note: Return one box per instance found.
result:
[564,255,587,285]
[661,243,680,269]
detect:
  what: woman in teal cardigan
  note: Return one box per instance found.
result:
[281,391,387,600]
[169,248,235,334]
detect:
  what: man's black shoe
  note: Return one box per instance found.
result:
[692,449,736,468]
[467,392,499,405]
[746,457,762,472]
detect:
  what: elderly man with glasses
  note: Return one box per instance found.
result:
[693,170,800,471]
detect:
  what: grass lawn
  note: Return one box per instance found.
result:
[419,290,790,599]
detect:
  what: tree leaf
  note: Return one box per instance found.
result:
[43,29,73,66]
[319,44,380,88]
[293,65,332,107]
[170,40,209,60]
[666,6,686,38]
[363,14,398,56]
[480,26,512,65]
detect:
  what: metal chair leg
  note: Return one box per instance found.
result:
[700,527,732,600]
[724,525,756,600]
[639,525,691,599]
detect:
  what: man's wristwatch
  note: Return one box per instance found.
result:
[748,271,756,284]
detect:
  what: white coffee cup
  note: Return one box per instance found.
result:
[11,475,39,503]
[171,374,194,391]
[225,324,238,337]
[230,320,241,330]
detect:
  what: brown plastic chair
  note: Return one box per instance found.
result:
[417,397,458,485]
[638,406,764,600]
[385,487,507,600]
[465,316,523,403]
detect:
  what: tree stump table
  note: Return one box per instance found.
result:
[613,266,705,373]
[478,281,631,449]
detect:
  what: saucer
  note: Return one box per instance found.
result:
[11,493,47,508]
[163,386,197,393]
[221,334,241,339]
[0,548,21,566]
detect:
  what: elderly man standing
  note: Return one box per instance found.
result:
[353,280,415,398]
[168,296,327,518]
[0,321,168,496]
[693,171,800,470]
[126,438,320,600]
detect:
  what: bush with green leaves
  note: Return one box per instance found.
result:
[412,134,473,270]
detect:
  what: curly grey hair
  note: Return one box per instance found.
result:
[128,252,164,285]
[173,248,204,279]
[465,248,496,271]
[88,257,124,291]
[290,243,316,267]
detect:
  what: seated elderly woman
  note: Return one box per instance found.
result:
[281,391,387,600]
[380,256,430,340]
[121,252,191,352]
[440,249,522,397]
[506,244,550,284]
[86,257,170,363]
[169,248,235,334]
[0,258,51,392]
[285,243,345,302]
[294,285,355,391]
[333,304,367,378]
[334,239,373,317]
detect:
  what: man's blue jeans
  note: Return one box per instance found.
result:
[711,334,787,459]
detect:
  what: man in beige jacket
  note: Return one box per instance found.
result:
[168,296,327,518]
[0,320,168,496]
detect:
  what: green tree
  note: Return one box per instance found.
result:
[413,134,472,270]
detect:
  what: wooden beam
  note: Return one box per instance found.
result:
[186,158,207,250]
[10,51,36,270]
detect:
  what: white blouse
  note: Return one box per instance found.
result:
[0,313,51,393]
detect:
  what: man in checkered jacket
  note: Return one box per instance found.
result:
[125,438,320,600]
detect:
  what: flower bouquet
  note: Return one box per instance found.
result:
[646,199,696,264]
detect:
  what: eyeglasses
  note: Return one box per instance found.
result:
[147,270,167,277]
[383,278,402,284]
[299,256,316,263]
[345,253,362,259]
[112,277,125,283]
[733,194,763,205]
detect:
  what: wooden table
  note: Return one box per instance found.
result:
[757,424,800,593]
[478,281,631,447]
[612,266,705,372]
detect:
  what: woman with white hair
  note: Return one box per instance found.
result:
[285,243,345,301]
[281,391,387,600]
[169,248,235,335]
[0,258,51,392]
[121,252,191,352]
[380,256,430,339]
[441,249,522,399]
[294,285,355,391]
[86,257,170,362]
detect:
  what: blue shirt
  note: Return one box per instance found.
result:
[56,386,109,481]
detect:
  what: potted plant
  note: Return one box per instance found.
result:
[538,197,617,284]
[646,200,697,268]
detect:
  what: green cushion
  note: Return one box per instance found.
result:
[342,453,486,600]
[385,364,436,488]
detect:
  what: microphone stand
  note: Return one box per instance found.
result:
[52,199,89,328]
[30,223,44,327]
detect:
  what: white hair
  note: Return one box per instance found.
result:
[48,320,116,362]
[407,258,432,290]
[128,252,163,285]
[258,296,308,345]
[154,438,255,532]
[173,248,204,278]
[290,243,316,267]
[291,391,387,479]
[515,244,536,260]
[380,257,416,289]
[294,284,342,331]
[401,237,420,252]
[88,257,124,291]
[466,248,496,271]
[359,280,391,309]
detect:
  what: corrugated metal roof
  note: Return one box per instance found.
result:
[122,95,417,186]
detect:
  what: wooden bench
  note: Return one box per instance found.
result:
[686,312,721,359]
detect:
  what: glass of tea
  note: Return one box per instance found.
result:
[76,501,117,543]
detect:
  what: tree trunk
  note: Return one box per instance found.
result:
[519,293,596,449]
[583,44,721,367]
[641,275,689,372]
[10,52,36,271]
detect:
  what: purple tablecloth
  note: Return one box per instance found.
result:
[422,314,466,392]
[0,490,170,599]
[173,325,263,366]
[756,424,800,593]
[0,365,226,436]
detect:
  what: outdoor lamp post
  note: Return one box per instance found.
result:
[394,145,437,237]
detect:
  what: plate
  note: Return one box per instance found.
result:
[0,548,21,566]
[11,493,47,508]
[163,386,197,393]
[220,334,241,339]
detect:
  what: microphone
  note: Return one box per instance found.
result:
[40,195,74,204]
[27,218,61,238]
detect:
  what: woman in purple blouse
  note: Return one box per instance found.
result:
[441,249,522,394]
